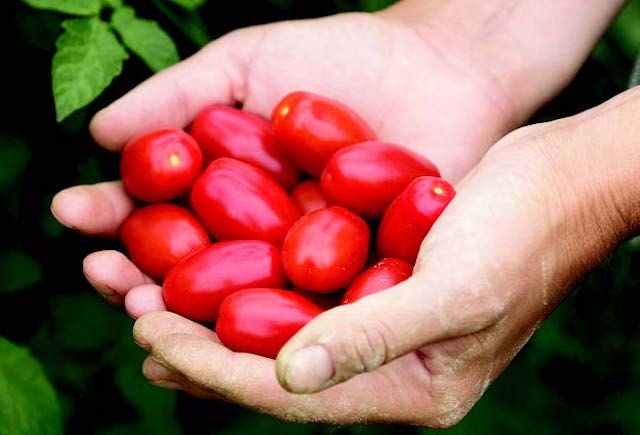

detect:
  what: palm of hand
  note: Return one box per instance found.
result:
[52,12,525,426]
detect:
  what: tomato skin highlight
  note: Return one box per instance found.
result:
[190,105,300,189]
[282,206,370,293]
[321,141,441,219]
[120,204,210,280]
[121,128,203,202]
[190,158,301,247]
[341,258,413,304]
[290,180,328,214]
[162,241,287,322]
[271,92,376,177]
[377,176,456,264]
[216,288,323,359]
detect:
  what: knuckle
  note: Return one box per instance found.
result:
[326,315,394,382]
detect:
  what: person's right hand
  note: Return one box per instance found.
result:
[50,0,621,316]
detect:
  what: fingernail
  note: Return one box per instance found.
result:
[151,380,183,390]
[283,345,334,394]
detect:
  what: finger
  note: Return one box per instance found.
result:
[133,311,219,352]
[143,356,222,399]
[125,284,167,319]
[90,29,259,151]
[51,181,135,238]
[147,333,426,423]
[83,251,153,304]
[137,312,511,425]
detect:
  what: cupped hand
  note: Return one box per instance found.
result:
[135,87,640,426]
[50,8,528,315]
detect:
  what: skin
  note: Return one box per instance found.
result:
[49,0,631,427]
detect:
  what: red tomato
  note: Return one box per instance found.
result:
[271,92,376,177]
[162,241,287,322]
[377,176,456,264]
[190,105,299,189]
[120,204,210,280]
[190,158,301,247]
[290,180,328,214]
[121,128,203,202]
[341,258,413,304]
[282,206,369,293]
[216,288,323,359]
[321,141,441,219]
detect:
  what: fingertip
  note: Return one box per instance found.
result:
[125,284,167,319]
[89,108,123,151]
[83,250,152,298]
[50,186,85,231]
[50,182,135,237]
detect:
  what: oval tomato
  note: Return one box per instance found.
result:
[162,241,287,322]
[216,288,323,359]
[121,128,203,202]
[282,206,369,293]
[377,176,456,264]
[190,158,301,246]
[341,258,413,304]
[271,92,376,177]
[290,180,328,214]
[190,105,299,189]
[120,204,210,280]
[321,141,440,219]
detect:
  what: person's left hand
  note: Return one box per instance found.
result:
[133,88,640,426]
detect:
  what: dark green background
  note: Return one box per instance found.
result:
[2,1,640,434]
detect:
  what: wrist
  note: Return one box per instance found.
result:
[528,87,640,260]
[561,87,640,239]
[380,0,627,124]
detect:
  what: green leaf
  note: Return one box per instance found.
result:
[111,7,179,72]
[0,133,30,192]
[52,18,128,122]
[22,0,102,16]
[167,0,207,11]
[0,337,63,435]
[0,250,42,294]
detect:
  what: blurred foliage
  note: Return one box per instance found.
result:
[1,0,640,434]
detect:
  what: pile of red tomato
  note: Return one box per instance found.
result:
[118,92,455,359]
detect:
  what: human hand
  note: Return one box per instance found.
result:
[47,7,509,312]
[50,0,618,313]
[135,86,640,426]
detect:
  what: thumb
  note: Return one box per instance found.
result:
[275,256,508,394]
